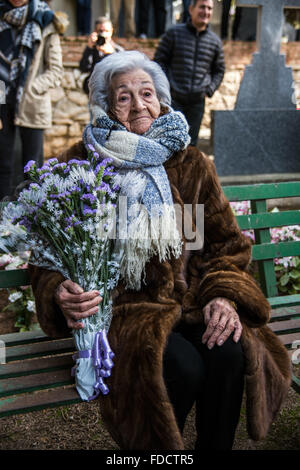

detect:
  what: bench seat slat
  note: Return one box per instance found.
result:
[0,386,81,418]
[269,305,300,321]
[277,332,300,349]
[0,354,74,379]
[0,329,49,346]
[0,269,30,288]
[236,210,300,230]
[268,319,300,335]
[0,368,74,398]
[5,338,75,362]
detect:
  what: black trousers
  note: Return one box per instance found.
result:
[171,98,205,147]
[163,321,245,450]
[138,0,167,37]
[0,101,44,200]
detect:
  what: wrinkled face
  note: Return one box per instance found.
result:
[8,0,29,6]
[96,21,113,40]
[189,0,214,31]
[110,69,161,135]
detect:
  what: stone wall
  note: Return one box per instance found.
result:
[44,38,300,158]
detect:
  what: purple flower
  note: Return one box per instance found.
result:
[77,160,91,167]
[83,206,97,216]
[47,158,59,166]
[69,186,81,193]
[37,164,51,174]
[19,218,32,230]
[24,160,36,173]
[39,172,52,181]
[81,194,97,204]
[52,163,67,171]
[29,183,40,190]
[95,159,113,174]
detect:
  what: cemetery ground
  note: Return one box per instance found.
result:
[0,386,298,450]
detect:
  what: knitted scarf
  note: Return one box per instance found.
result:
[83,106,191,290]
[0,0,54,107]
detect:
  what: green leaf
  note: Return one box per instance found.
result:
[290,269,300,279]
[278,284,288,293]
[275,265,284,272]
[280,272,290,286]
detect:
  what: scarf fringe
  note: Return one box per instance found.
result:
[119,203,182,290]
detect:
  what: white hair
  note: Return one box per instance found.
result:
[88,50,171,111]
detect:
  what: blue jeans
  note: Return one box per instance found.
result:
[172,98,205,147]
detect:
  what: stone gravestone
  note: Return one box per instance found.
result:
[212,0,300,177]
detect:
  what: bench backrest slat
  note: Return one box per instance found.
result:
[237,210,300,230]
[223,181,300,201]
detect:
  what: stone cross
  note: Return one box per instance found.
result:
[236,0,300,57]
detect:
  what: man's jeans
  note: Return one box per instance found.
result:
[172,98,205,147]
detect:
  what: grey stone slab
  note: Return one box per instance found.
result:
[235,53,295,109]
[212,109,300,176]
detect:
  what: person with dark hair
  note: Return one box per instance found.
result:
[79,17,123,95]
[154,0,225,146]
[0,0,64,200]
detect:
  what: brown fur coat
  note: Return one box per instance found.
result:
[29,142,291,450]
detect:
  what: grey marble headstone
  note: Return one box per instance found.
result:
[212,0,300,177]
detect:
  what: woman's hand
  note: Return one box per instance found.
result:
[202,297,242,349]
[54,280,102,330]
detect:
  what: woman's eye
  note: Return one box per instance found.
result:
[119,95,129,102]
[144,91,152,97]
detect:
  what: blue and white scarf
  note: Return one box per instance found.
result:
[0,0,54,106]
[83,106,191,289]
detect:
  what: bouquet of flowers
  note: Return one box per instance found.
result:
[0,151,121,401]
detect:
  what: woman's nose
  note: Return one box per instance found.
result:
[132,95,145,112]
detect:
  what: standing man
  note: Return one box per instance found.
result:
[154,0,225,146]
[79,17,123,94]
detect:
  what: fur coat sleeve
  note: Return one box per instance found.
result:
[29,142,291,449]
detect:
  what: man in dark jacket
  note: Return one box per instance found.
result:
[154,0,225,146]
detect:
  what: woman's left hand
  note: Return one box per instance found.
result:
[202,297,242,349]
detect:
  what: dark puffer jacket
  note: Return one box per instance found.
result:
[154,20,225,103]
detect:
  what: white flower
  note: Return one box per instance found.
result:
[8,291,23,303]
[27,300,36,313]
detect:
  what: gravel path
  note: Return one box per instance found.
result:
[0,388,298,451]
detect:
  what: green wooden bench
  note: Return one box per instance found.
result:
[0,181,299,418]
[223,181,300,394]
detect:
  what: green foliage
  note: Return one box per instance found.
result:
[275,256,300,295]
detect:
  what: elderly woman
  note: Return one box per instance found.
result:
[29,51,291,451]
